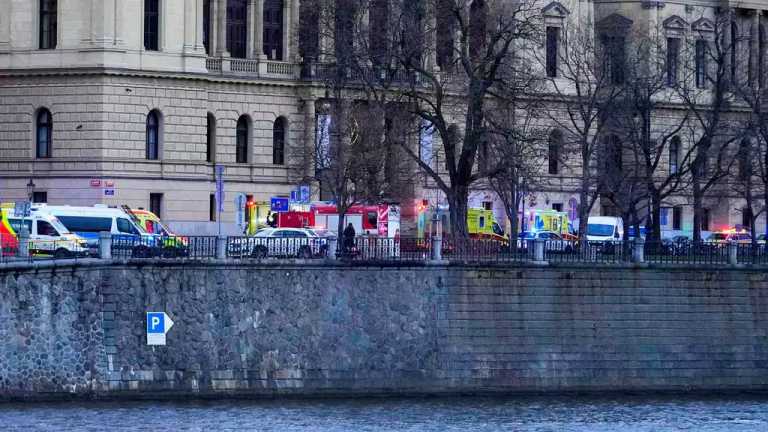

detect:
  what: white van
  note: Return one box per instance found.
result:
[586,216,624,242]
[31,205,145,250]
[2,210,89,258]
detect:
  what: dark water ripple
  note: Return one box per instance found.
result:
[0,395,767,431]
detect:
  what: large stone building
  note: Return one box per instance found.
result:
[0,0,766,236]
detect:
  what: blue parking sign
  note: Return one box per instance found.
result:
[147,312,165,333]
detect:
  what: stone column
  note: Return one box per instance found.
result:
[0,0,10,51]
[210,0,219,54]
[217,0,230,56]
[318,0,334,63]
[425,0,437,71]
[184,0,197,53]
[290,0,300,61]
[255,0,266,59]
[723,9,734,85]
[751,10,760,88]
[196,0,206,52]
[303,98,316,179]
[247,0,257,58]
[282,0,292,61]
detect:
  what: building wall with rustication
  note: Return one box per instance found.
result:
[1,260,768,400]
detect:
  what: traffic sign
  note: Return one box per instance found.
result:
[235,193,247,229]
[146,312,175,346]
[13,202,31,218]
[215,165,225,213]
[270,197,289,213]
[300,185,311,203]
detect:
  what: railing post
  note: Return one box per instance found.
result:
[99,231,112,260]
[534,238,546,262]
[728,240,738,266]
[633,237,645,263]
[327,238,338,260]
[17,226,30,258]
[431,235,442,261]
[216,235,228,260]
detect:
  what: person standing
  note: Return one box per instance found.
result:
[343,222,356,255]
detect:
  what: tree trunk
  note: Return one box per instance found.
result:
[578,187,590,252]
[507,181,521,251]
[448,185,470,238]
[650,190,662,244]
[692,178,703,243]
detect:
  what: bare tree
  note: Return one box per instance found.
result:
[542,15,625,240]
[676,13,743,242]
[486,97,547,243]
[612,32,694,244]
[307,0,544,237]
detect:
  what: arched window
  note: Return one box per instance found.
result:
[36,108,52,159]
[469,0,487,59]
[273,117,286,165]
[669,136,680,174]
[206,113,216,163]
[146,110,161,160]
[548,130,562,175]
[236,115,249,163]
[227,0,248,58]
[39,0,57,49]
[144,0,160,51]
[263,0,284,60]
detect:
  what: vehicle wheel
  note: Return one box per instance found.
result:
[298,246,313,259]
[162,248,179,258]
[132,245,151,258]
[252,246,268,259]
[54,248,72,259]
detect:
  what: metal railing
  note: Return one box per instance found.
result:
[336,237,431,262]
[27,233,763,267]
[643,241,730,265]
[545,240,630,264]
[111,235,216,260]
[227,236,329,260]
[441,236,530,263]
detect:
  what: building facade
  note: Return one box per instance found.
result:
[1,0,767,236]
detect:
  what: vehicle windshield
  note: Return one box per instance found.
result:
[255,229,275,237]
[47,216,71,235]
[143,219,170,236]
[492,222,504,236]
[587,224,614,237]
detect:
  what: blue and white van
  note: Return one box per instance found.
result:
[31,205,160,256]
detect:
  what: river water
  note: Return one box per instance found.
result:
[1,395,767,431]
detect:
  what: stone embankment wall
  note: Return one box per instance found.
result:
[1,260,767,400]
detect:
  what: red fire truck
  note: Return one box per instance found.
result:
[277,203,400,237]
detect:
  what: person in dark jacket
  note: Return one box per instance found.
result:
[342,223,356,254]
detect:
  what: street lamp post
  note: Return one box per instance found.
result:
[26,179,35,202]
